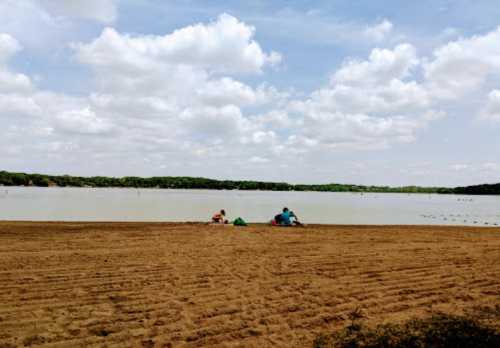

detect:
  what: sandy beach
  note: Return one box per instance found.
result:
[0,222,499,347]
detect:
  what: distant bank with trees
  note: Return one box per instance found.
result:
[0,170,498,195]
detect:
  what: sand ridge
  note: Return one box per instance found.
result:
[0,222,499,347]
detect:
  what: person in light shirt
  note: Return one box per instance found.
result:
[212,209,227,224]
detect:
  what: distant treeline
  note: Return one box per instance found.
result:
[0,170,498,195]
[453,183,500,195]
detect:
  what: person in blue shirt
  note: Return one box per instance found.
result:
[281,207,293,225]
[271,207,303,226]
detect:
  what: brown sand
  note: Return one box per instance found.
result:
[0,222,499,347]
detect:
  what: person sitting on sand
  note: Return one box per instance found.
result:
[281,207,294,225]
[272,207,302,226]
[212,209,227,224]
[273,211,283,225]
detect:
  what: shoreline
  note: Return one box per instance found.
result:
[1,221,499,228]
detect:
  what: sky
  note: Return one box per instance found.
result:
[1,0,500,186]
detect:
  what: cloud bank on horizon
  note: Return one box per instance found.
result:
[0,0,499,186]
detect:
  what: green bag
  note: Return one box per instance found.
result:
[233,217,247,226]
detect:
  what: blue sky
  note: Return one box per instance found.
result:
[1,0,499,186]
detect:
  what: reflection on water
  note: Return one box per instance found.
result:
[0,187,499,226]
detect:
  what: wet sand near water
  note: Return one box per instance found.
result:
[0,222,499,347]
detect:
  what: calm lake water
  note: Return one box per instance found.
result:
[0,187,499,226]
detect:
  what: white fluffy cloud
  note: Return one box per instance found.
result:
[67,14,285,159]
[0,70,33,94]
[294,112,420,150]
[0,0,121,53]
[333,44,418,86]
[68,14,284,148]
[74,14,281,75]
[0,34,33,94]
[0,33,22,62]
[480,90,500,121]
[280,44,433,150]
[56,108,114,135]
[179,105,254,139]
[0,1,59,42]
[279,27,500,151]
[196,79,284,107]
[425,26,500,98]
[364,19,393,42]
[0,94,41,116]
[0,15,286,171]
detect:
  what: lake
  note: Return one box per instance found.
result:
[0,187,499,226]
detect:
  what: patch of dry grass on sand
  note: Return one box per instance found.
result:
[0,222,499,347]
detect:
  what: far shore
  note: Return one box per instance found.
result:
[2,170,499,194]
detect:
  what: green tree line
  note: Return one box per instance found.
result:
[0,170,497,194]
